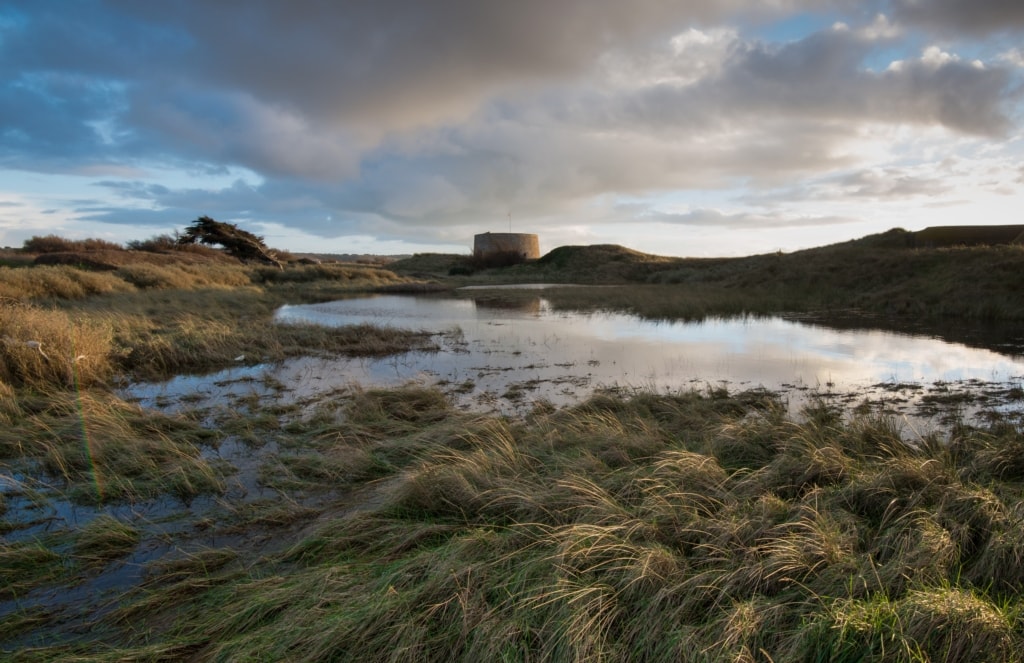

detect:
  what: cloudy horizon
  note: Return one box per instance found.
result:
[2,1,1022,257]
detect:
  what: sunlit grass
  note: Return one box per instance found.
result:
[0,302,117,390]
[0,264,135,301]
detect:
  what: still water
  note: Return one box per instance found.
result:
[131,292,1024,422]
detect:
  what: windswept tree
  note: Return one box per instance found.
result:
[177,216,282,268]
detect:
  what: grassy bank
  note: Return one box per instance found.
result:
[393,229,1024,322]
[5,386,1024,661]
[0,254,434,386]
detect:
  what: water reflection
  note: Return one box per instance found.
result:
[472,296,543,314]
[130,293,1024,423]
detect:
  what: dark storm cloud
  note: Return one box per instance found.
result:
[105,0,811,129]
[122,85,367,180]
[0,73,124,168]
[891,0,1024,34]
[0,1,186,80]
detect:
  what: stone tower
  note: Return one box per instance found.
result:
[472,232,540,261]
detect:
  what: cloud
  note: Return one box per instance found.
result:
[614,31,1014,137]
[314,24,1014,226]
[891,0,1024,34]
[823,168,953,199]
[1001,48,1024,68]
[124,86,367,181]
[104,0,830,128]
[643,208,859,229]
[1,1,1022,252]
[0,72,126,170]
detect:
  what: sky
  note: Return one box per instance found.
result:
[1,1,1023,257]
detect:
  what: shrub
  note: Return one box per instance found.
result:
[23,235,122,253]
[126,234,179,252]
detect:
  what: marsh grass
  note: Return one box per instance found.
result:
[252,262,403,285]
[114,262,252,290]
[0,285,434,386]
[0,390,226,505]
[14,386,1013,661]
[72,514,141,568]
[541,283,801,320]
[50,280,433,382]
[144,547,239,585]
[1,248,415,313]
[0,540,64,601]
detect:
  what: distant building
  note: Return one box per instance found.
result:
[473,232,540,261]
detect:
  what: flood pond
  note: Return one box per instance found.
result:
[130,291,1024,426]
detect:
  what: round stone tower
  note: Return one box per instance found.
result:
[472,232,540,261]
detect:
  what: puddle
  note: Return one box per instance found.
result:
[0,429,328,648]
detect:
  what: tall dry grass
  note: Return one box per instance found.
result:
[0,264,135,300]
[115,262,252,290]
[0,302,116,389]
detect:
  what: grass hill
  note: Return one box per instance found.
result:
[4,225,1024,320]
[388,228,1024,321]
